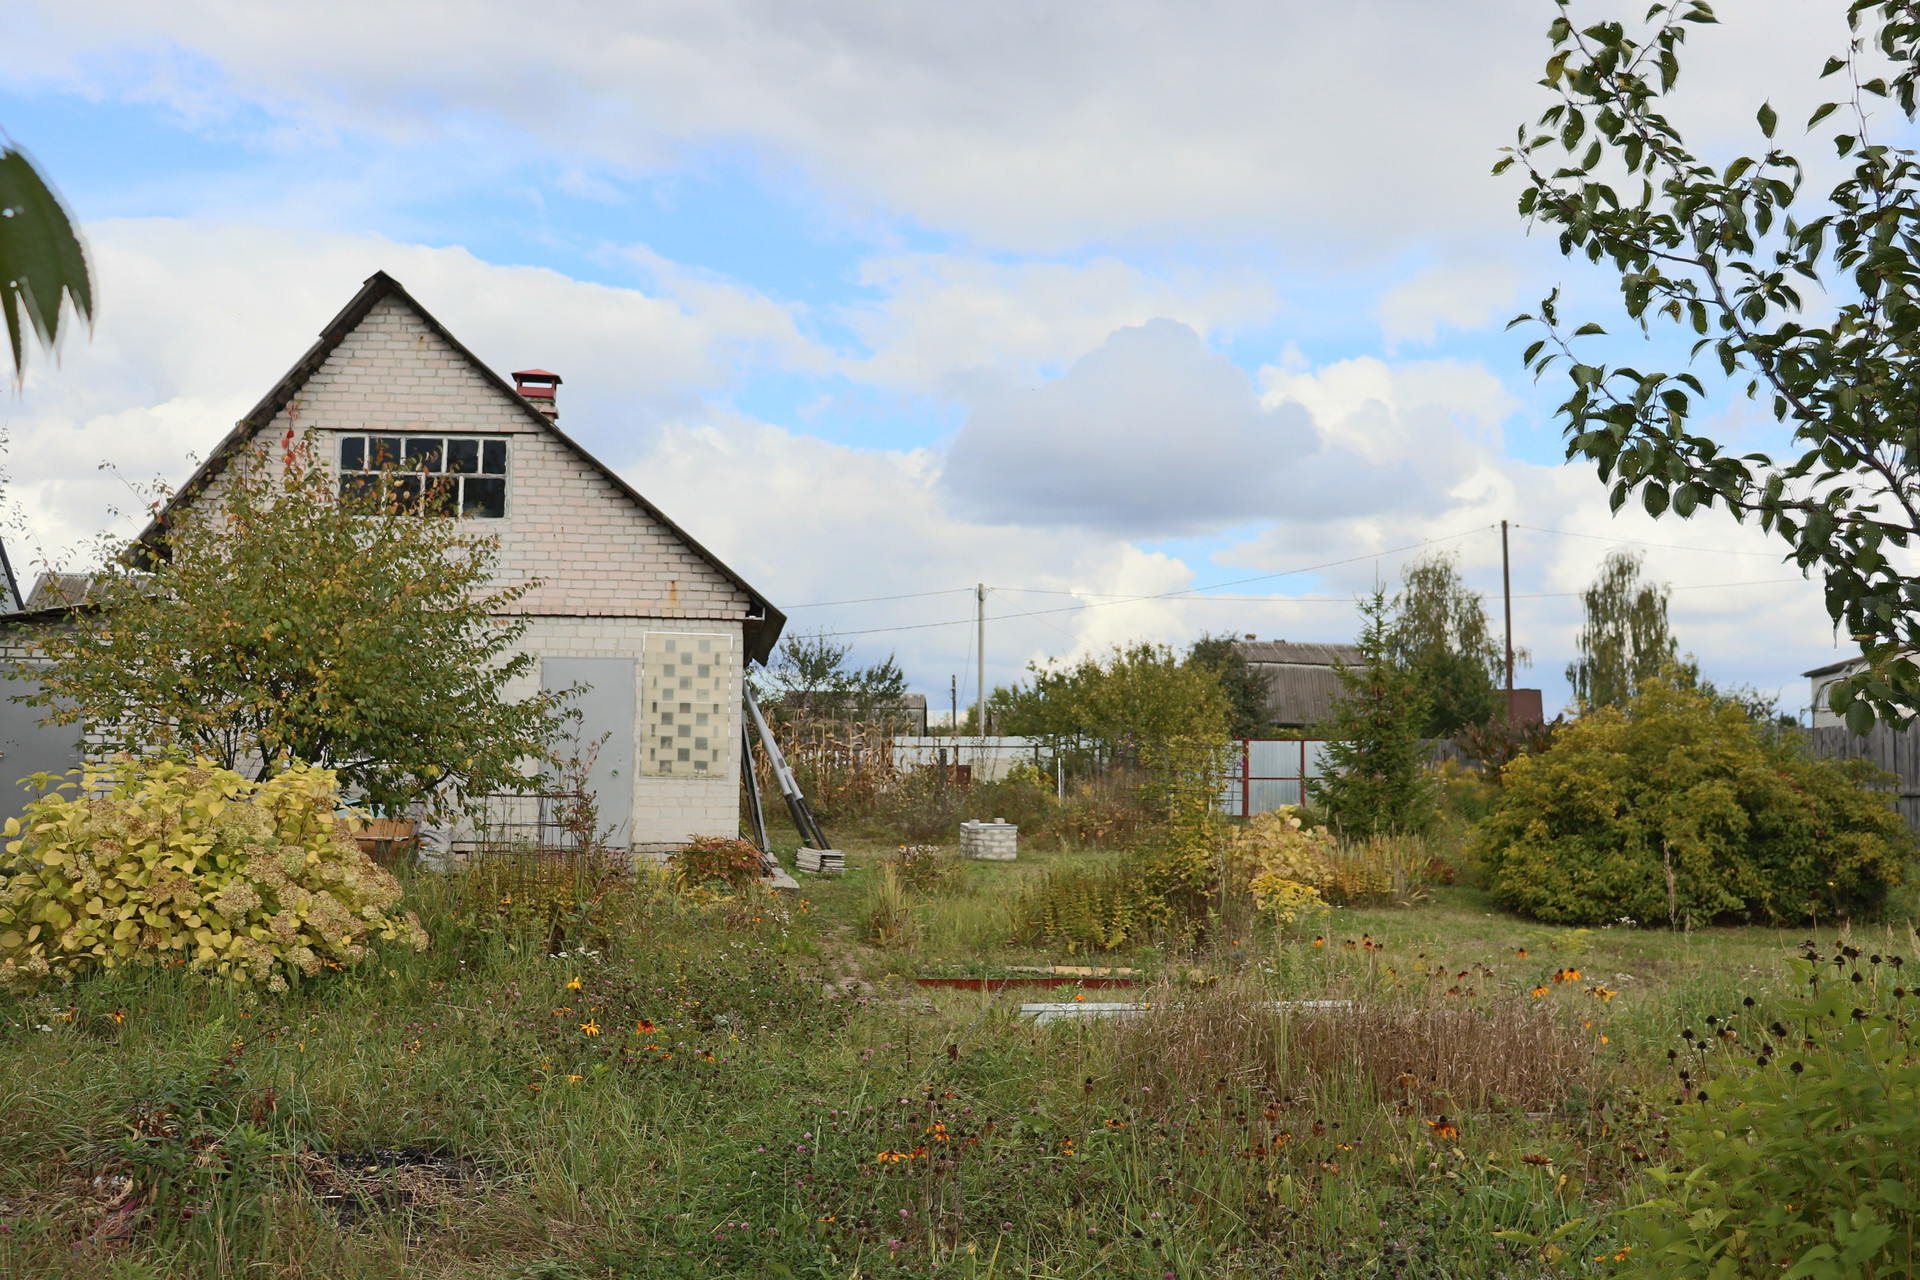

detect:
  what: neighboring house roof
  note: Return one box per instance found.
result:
[1236,640,1364,668]
[130,271,787,662]
[1803,656,1866,679]
[1234,639,1365,728]
[1259,665,1350,729]
[24,573,99,612]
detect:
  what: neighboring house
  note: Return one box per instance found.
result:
[9,271,786,854]
[1232,640,1363,731]
[1804,655,1868,728]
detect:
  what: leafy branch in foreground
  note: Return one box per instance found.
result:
[1499,0,1920,730]
[0,140,92,385]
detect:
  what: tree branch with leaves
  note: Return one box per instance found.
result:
[1499,0,1920,731]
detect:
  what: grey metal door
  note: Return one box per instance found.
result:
[541,658,636,846]
[0,675,85,831]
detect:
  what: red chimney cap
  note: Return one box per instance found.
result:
[513,368,561,384]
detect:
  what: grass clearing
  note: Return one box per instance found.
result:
[2,825,1914,1278]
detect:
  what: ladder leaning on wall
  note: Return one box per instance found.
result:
[742,687,830,862]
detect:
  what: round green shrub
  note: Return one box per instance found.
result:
[1470,677,1911,925]
[0,756,428,988]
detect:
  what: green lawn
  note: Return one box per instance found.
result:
[1,830,1911,1279]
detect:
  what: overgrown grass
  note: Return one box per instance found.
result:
[2,828,1915,1278]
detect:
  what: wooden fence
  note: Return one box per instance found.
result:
[1805,724,1920,830]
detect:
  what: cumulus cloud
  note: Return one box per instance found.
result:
[940,320,1311,535]
[844,254,1274,392]
[940,320,1474,538]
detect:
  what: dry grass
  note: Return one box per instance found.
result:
[1104,976,1596,1115]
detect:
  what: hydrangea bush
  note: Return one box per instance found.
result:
[1227,806,1337,891]
[0,756,427,988]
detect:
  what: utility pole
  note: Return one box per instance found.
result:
[1501,520,1515,722]
[976,583,987,741]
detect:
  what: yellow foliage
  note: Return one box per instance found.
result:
[1228,808,1436,907]
[0,756,428,988]
[1247,874,1327,925]
[1227,806,1337,890]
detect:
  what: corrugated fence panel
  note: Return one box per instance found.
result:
[1805,724,1920,831]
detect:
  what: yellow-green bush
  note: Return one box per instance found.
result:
[1246,873,1326,925]
[1473,677,1912,925]
[1017,860,1167,953]
[0,756,427,988]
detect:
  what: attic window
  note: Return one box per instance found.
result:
[337,434,507,518]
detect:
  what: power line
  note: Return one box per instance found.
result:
[784,587,975,609]
[1511,522,1793,559]
[807,527,1493,639]
[802,524,1815,640]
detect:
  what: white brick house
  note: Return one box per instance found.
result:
[138,271,786,852]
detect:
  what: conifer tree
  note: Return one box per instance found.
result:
[1313,590,1436,837]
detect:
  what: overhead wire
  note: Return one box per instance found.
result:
[800,523,1817,639]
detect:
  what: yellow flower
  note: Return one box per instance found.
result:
[580,1020,601,1036]
[567,976,583,990]
[567,1074,583,1085]
[1531,986,1550,999]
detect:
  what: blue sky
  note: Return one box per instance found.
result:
[0,0,1886,717]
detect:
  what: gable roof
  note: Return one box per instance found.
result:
[134,271,786,662]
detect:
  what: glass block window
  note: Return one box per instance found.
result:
[337,434,508,518]
[642,632,734,777]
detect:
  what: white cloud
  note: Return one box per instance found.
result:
[843,254,1274,391]
[1377,261,1519,350]
[0,1,1867,251]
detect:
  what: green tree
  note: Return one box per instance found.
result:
[751,631,909,723]
[15,433,567,816]
[1500,0,1920,731]
[1185,633,1272,737]
[1387,552,1514,735]
[1312,590,1437,837]
[1472,673,1909,925]
[0,142,92,385]
[1565,550,1694,709]
[995,642,1233,757]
